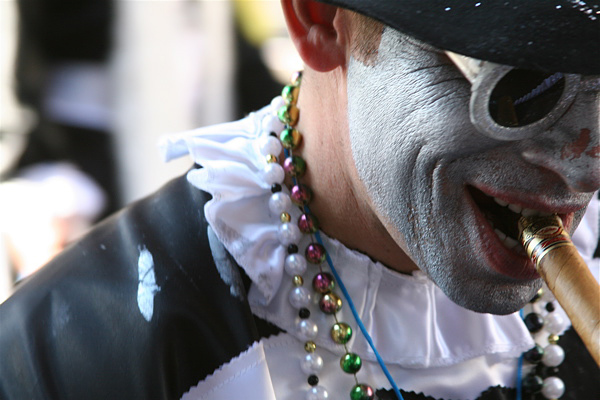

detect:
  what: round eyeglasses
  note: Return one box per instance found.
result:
[446,52,583,141]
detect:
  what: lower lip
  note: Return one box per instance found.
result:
[467,192,540,280]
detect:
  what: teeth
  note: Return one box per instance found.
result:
[508,203,523,213]
[488,194,556,253]
[503,235,519,249]
[493,197,509,207]
[521,208,538,217]
[493,227,525,251]
[492,197,553,217]
[494,229,507,240]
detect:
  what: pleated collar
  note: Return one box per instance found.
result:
[160,98,553,368]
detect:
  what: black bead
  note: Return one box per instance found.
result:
[524,312,544,333]
[271,183,282,193]
[307,375,319,386]
[287,244,299,254]
[524,344,544,364]
[269,131,278,138]
[299,308,310,319]
[529,291,542,303]
[536,364,559,378]
[522,374,544,393]
[545,302,556,312]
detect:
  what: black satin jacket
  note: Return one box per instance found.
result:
[0,175,597,400]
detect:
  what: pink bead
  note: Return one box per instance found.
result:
[319,292,342,314]
[298,213,319,234]
[312,272,335,293]
[306,243,326,264]
[290,184,312,206]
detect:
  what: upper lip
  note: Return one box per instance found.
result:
[468,183,589,217]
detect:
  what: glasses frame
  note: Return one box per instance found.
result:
[446,51,582,141]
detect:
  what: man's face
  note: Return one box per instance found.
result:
[346,27,598,314]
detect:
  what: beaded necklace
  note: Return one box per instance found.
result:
[518,286,567,400]
[259,71,569,400]
[259,71,403,400]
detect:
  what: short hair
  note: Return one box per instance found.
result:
[347,11,384,65]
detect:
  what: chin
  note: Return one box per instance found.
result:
[433,269,543,315]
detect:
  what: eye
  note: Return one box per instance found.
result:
[488,70,565,127]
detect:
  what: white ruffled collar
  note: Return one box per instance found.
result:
[160,98,559,368]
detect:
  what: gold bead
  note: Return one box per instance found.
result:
[280,212,291,223]
[282,85,300,105]
[304,341,316,353]
[331,322,353,344]
[293,275,304,287]
[548,334,560,344]
[266,154,278,163]
[278,104,300,126]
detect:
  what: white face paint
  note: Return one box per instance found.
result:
[347,28,597,314]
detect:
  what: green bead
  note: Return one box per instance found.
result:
[280,128,302,149]
[350,384,375,400]
[331,322,353,344]
[277,104,299,126]
[340,352,362,374]
[281,85,299,104]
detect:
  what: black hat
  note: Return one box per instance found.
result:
[319,0,600,74]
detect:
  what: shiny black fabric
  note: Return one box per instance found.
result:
[0,175,598,399]
[0,175,261,399]
[319,0,600,74]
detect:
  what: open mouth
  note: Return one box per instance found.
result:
[467,186,553,254]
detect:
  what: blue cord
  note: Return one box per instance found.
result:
[286,144,403,398]
[311,223,404,400]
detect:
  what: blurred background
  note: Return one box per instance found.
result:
[0,0,302,302]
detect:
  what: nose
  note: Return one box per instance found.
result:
[521,90,600,193]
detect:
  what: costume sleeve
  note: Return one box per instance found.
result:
[0,175,260,400]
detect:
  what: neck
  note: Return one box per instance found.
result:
[294,68,418,274]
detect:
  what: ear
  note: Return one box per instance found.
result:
[281,0,347,72]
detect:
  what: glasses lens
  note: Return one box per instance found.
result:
[488,70,565,127]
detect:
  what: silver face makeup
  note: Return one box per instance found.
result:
[346,27,598,314]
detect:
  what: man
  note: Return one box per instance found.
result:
[1,1,598,399]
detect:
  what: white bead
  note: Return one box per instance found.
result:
[258,135,282,157]
[542,344,565,367]
[297,319,318,341]
[268,192,292,215]
[306,386,329,400]
[301,353,324,374]
[306,385,329,400]
[285,254,307,276]
[289,287,311,309]
[271,96,285,111]
[263,163,285,186]
[544,312,565,335]
[278,223,302,246]
[541,376,565,399]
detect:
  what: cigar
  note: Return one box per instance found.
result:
[519,215,600,366]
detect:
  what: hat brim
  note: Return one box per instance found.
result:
[319,0,600,74]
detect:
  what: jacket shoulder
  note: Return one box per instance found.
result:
[0,174,258,399]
